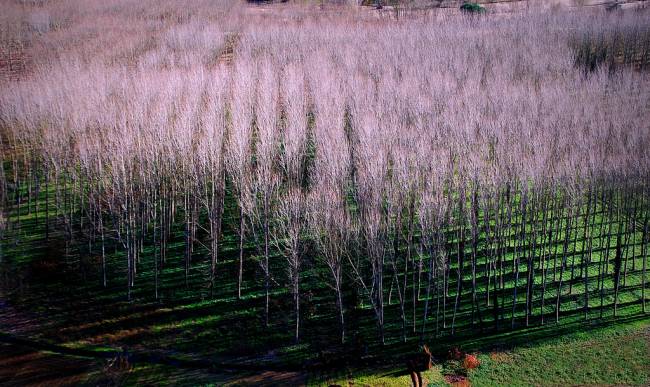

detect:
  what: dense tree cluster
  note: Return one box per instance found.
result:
[1,1,649,345]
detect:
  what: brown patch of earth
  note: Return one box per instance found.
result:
[445,374,471,387]
[489,351,514,363]
[224,370,307,386]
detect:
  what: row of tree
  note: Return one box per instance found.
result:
[1,7,649,345]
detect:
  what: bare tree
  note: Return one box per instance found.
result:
[226,59,256,300]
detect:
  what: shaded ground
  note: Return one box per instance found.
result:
[0,290,305,385]
[1,185,649,385]
[0,343,100,386]
[0,339,234,386]
[0,334,306,386]
[1,287,648,386]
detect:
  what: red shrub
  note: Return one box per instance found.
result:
[463,354,480,370]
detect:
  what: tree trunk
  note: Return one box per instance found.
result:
[264,198,270,327]
[642,218,648,313]
[420,238,435,343]
[555,205,574,323]
[238,205,245,300]
[335,274,345,344]
[613,234,623,317]
[294,274,300,344]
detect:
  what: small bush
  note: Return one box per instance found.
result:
[463,354,480,370]
[460,2,485,14]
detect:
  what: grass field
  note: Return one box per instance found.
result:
[322,320,650,386]
[468,323,650,386]
[1,180,649,385]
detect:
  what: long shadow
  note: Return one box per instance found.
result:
[2,183,648,382]
[0,331,304,373]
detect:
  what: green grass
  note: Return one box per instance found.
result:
[469,321,650,386]
[1,175,649,385]
[309,319,650,386]
[314,366,446,387]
